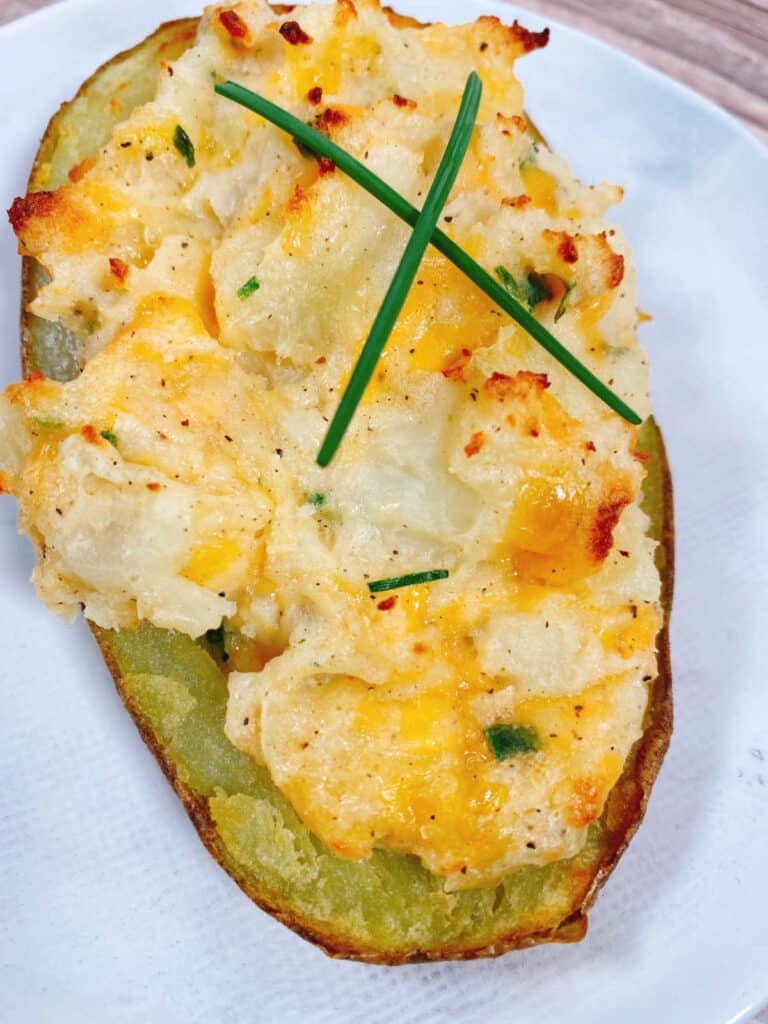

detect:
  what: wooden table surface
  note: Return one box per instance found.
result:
[3,0,767,141]
[2,0,767,1018]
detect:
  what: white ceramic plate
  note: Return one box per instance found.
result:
[1,2,767,1022]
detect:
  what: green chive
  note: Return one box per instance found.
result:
[309,492,326,507]
[84,318,98,335]
[368,569,449,593]
[205,625,225,645]
[238,276,260,299]
[484,723,540,760]
[215,81,641,426]
[497,266,557,311]
[524,271,552,309]
[100,430,118,447]
[555,281,575,322]
[173,125,196,167]
[498,265,573,320]
[32,417,65,430]
[317,73,481,464]
[519,144,540,170]
[204,624,229,663]
[495,265,528,307]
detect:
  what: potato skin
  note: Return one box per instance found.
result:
[16,10,673,964]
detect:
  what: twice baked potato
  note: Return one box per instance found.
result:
[2,2,672,962]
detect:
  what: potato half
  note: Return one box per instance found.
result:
[17,15,673,963]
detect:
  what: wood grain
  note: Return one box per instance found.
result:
[511,0,768,142]
[3,0,766,142]
[1,0,57,24]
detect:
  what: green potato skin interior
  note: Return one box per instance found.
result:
[17,17,673,962]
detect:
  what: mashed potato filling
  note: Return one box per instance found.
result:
[0,0,660,889]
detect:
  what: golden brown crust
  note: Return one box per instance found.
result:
[380,4,428,30]
[17,6,673,964]
[9,191,59,237]
[218,9,251,41]
[475,14,550,54]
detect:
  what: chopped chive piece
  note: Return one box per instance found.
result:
[524,271,552,308]
[368,569,449,593]
[496,266,557,311]
[485,723,540,760]
[499,268,573,319]
[205,625,225,645]
[237,276,260,299]
[215,81,641,426]
[555,281,575,322]
[309,492,326,507]
[495,265,527,307]
[84,318,98,335]
[173,125,196,167]
[32,417,65,430]
[100,430,118,447]
[316,73,481,464]
[519,143,540,169]
[204,624,229,663]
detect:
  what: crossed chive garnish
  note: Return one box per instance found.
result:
[215,75,641,469]
[214,73,640,599]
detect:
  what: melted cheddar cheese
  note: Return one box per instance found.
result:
[0,0,660,889]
